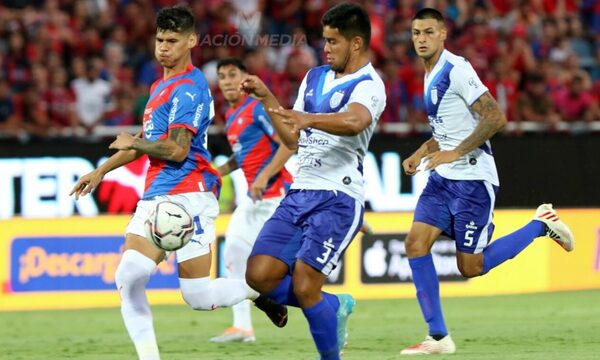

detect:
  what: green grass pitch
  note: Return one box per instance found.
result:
[1,290,598,359]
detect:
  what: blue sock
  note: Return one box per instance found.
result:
[302,298,339,360]
[268,275,340,312]
[482,220,546,274]
[409,254,448,337]
[267,275,299,307]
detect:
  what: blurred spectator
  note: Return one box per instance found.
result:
[14,84,49,139]
[44,67,78,131]
[554,74,599,122]
[104,91,135,127]
[515,72,561,129]
[71,58,112,134]
[0,78,22,138]
[379,59,409,130]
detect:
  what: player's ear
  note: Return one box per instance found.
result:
[187,32,197,49]
[440,25,448,42]
[352,36,363,52]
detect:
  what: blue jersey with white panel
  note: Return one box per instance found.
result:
[424,49,499,186]
[292,63,386,203]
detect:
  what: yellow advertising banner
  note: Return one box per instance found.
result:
[1,209,599,311]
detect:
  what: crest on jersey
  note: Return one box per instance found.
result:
[431,86,438,105]
[329,90,344,108]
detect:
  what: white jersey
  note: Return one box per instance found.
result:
[292,63,386,203]
[423,49,499,186]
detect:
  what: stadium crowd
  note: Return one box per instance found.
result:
[0,0,599,141]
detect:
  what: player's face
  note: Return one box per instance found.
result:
[411,19,447,61]
[217,65,245,104]
[323,25,352,73]
[155,30,197,69]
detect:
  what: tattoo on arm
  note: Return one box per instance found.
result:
[132,127,192,160]
[169,127,193,150]
[454,92,506,156]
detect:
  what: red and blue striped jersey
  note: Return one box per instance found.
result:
[225,95,292,199]
[142,64,221,199]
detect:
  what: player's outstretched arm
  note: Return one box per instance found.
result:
[425,92,506,170]
[270,102,372,136]
[239,75,298,150]
[110,127,192,163]
[70,132,143,199]
[250,141,295,202]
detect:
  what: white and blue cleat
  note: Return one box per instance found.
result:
[336,294,356,355]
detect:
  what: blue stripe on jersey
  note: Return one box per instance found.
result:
[225,97,254,127]
[424,61,454,118]
[479,143,493,155]
[303,65,373,114]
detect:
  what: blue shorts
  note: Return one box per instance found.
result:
[414,172,498,254]
[250,189,364,275]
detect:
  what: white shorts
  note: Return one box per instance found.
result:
[225,196,283,246]
[126,192,219,263]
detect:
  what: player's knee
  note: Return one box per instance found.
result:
[457,262,483,278]
[405,234,427,257]
[114,252,153,290]
[180,278,214,311]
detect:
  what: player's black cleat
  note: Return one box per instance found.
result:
[254,295,288,328]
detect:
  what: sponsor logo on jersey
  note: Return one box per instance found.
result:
[168,97,179,124]
[185,92,197,101]
[306,88,314,97]
[193,103,204,127]
[465,221,478,230]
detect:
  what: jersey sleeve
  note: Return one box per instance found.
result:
[450,63,489,106]
[168,82,212,134]
[348,79,387,123]
[292,72,309,112]
[253,102,276,138]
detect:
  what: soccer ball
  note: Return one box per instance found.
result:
[145,201,194,251]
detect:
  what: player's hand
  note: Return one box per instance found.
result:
[70,170,104,200]
[402,153,422,176]
[109,132,136,150]
[269,107,310,135]
[424,150,461,170]
[240,75,270,100]
[249,171,270,202]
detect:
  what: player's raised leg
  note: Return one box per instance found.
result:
[481,204,574,275]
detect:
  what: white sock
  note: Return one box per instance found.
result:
[232,300,253,331]
[224,237,254,331]
[179,277,259,311]
[115,250,159,360]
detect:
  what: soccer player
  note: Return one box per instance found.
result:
[399,8,575,355]
[70,7,284,360]
[240,3,386,359]
[209,58,294,343]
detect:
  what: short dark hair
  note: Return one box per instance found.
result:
[156,6,195,33]
[216,58,247,73]
[412,8,445,23]
[322,3,371,49]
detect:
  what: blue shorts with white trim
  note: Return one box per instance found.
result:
[414,171,498,254]
[250,189,364,275]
